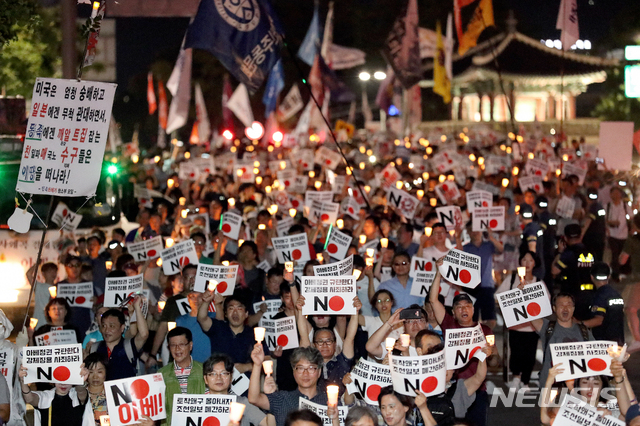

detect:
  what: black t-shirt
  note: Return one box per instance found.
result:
[585,202,606,238]
[590,284,625,345]
[37,393,86,426]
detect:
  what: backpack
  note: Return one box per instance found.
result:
[542,320,589,366]
[90,337,136,365]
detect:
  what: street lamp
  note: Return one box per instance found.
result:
[358,71,371,81]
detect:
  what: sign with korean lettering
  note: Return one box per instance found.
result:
[299,399,347,426]
[309,200,340,225]
[378,164,402,190]
[0,347,13,400]
[220,212,243,240]
[23,344,83,385]
[314,146,342,170]
[444,325,487,370]
[160,240,199,275]
[254,299,282,319]
[484,155,511,176]
[17,78,117,196]
[51,202,83,231]
[230,368,249,396]
[304,191,334,209]
[300,276,356,315]
[409,256,436,278]
[313,255,354,277]
[465,190,492,215]
[389,352,446,397]
[341,196,361,220]
[262,316,299,351]
[471,206,505,231]
[496,282,552,327]
[105,373,166,426]
[57,282,93,308]
[277,169,297,189]
[430,151,457,174]
[435,181,461,205]
[345,359,392,405]
[325,228,352,260]
[34,329,77,346]
[556,196,576,219]
[518,176,544,194]
[436,206,463,231]
[525,158,550,177]
[439,248,481,288]
[193,264,238,295]
[290,175,309,194]
[386,187,419,219]
[272,234,311,263]
[128,236,164,262]
[171,394,234,426]
[554,395,624,426]
[276,215,294,237]
[104,274,144,308]
[562,162,588,185]
[550,341,616,382]
[409,271,450,298]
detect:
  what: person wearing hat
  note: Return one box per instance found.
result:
[581,262,625,346]
[580,188,607,262]
[519,204,545,281]
[551,223,596,321]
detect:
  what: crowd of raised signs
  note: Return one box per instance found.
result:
[8,128,640,426]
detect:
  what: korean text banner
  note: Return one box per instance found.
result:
[299,399,348,426]
[550,341,616,382]
[172,394,235,426]
[345,359,392,405]
[23,344,83,385]
[301,276,356,315]
[17,78,117,196]
[105,373,166,426]
[104,274,144,308]
[554,395,624,426]
[389,351,446,397]
[496,282,552,328]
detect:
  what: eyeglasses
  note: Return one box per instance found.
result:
[206,371,231,378]
[376,298,391,304]
[68,263,82,268]
[314,340,335,346]
[393,261,408,266]
[169,343,189,349]
[294,365,319,373]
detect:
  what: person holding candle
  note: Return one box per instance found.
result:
[83,353,108,426]
[378,386,437,426]
[365,304,428,360]
[57,255,93,340]
[352,256,379,317]
[271,282,302,392]
[32,298,81,346]
[358,289,398,341]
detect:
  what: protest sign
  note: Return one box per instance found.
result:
[525,158,550,177]
[220,212,243,240]
[410,256,436,278]
[314,146,342,170]
[550,341,616,382]
[172,394,235,426]
[160,240,199,275]
[104,274,144,308]
[313,255,354,277]
[254,299,282,319]
[304,191,334,208]
[562,162,588,185]
[233,163,255,183]
[471,180,500,196]
[484,155,511,176]
[387,187,420,219]
[273,190,292,212]
[299,399,348,426]
[309,200,340,225]
[435,206,463,231]
[409,271,450,298]
[34,329,77,346]
[438,249,481,288]
[51,202,83,231]
[23,344,83,385]
[0,348,13,399]
[231,368,250,396]
[300,276,356,315]
[554,395,624,426]
[128,236,164,262]
[379,164,402,190]
[518,176,544,194]
[434,181,461,205]
[325,228,352,260]
[290,175,309,194]
[105,374,166,426]
[272,234,311,263]
[341,196,361,219]
[276,216,294,237]
[465,190,492,215]
[292,148,315,171]
[277,169,297,189]
[580,143,598,161]
[444,325,487,370]
[556,196,576,219]
[345,359,392,405]
[278,85,304,121]
[17,78,117,196]
[471,206,505,231]
[496,282,552,327]
[193,264,238,295]
[57,282,93,308]
[174,297,192,317]
[261,316,299,350]
[430,151,457,174]
[389,351,446,397]
[358,239,379,256]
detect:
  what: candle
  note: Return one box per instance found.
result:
[429,198,437,207]
[48,286,57,298]
[425,227,433,237]
[336,219,344,229]
[105,260,113,270]
[400,334,411,347]
[380,238,388,248]
[385,337,396,352]
[228,198,236,207]
[502,178,509,188]
[157,301,166,311]
[258,224,266,230]
[285,262,294,273]
[486,335,495,346]
[238,239,245,246]
[317,253,324,263]
[157,258,163,267]
[167,322,176,331]
[517,267,526,278]
[181,210,188,219]
[417,189,424,200]
[289,208,297,218]
[327,385,339,406]
[208,280,218,292]
[29,318,38,329]
[166,238,175,248]
[229,402,246,423]
[366,248,374,258]
[359,235,366,245]
[309,171,315,178]
[99,415,110,426]
[269,204,278,215]
[265,186,272,194]
[179,197,186,206]
[167,178,175,188]
[549,389,558,402]
[353,269,362,280]
[366,257,374,267]
[263,360,273,376]
[314,181,322,190]
[222,260,230,266]
[254,327,266,343]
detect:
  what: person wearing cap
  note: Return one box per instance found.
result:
[580,188,607,262]
[551,223,596,321]
[581,262,624,345]
[519,204,545,281]
[606,186,632,282]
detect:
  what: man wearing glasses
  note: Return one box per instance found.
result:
[378,252,423,309]
[249,346,328,426]
[160,326,205,426]
[203,353,271,426]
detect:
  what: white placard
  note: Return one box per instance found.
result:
[34,329,77,346]
[271,234,311,264]
[580,143,598,161]
[308,200,340,225]
[389,351,446,397]
[276,216,294,237]
[554,395,624,426]
[18,78,117,196]
[253,299,282,319]
[430,151,457,174]
[160,240,199,275]
[314,146,343,170]
[598,122,634,171]
[555,195,576,219]
[51,202,83,231]
[471,206,505,231]
[409,271,447,298]
[496,281,552,327]
[128,236,163,261]
[438,248,481,288]
[0,346,13,399]
[23,344,83,385]
[193,264,239,295]
[220,212,243,240]
[230,368,250,396]
[273,190,292,212]
[435,206,463,231]
[550,341,616,382]
[444,325,487,370]
[378,164,402,190]
[299,399,348,426]
[174,297,191,317]
[300,276,356,315]
[313,255,354,277]
[290,175,309,194]
[261,316,299,350]
[304,191,334,208]
[525,158,550,177]
[562,162,588,185]
[434,181,461,205]
[386,187,420,219]
[172,394,235,426]
[410,256,436,278]
[325,228,353,260]
[57,282,93,308]
[345,359,392,406]
[104,274,144,308]
[341,196,361,219]
[277,169,297,189]
[518,176,544,194]
[105,373,166,426]
[465,190,492,215]
[471,180,500,195]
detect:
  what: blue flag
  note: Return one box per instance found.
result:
[185,0,284,95]
[297,5,322,66]
[263,60,285,116]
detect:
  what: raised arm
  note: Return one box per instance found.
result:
[198,290,215,331]
[365,308,404,358]
[131,296,149,351]
[295,296,311,347]
[463,346,489,395]
[248,343,271,410]
[342,298,362,360]
[428,257,446,324]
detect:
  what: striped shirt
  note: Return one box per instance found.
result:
[174,358,192,394]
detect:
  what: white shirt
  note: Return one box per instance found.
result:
[607,201,630,240]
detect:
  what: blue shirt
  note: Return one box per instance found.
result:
[204,319,269,364]
[378,276,422,308]
[176,313,215,363]
[463,241,496,288]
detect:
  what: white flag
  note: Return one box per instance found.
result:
[166,47,192,133]
[321,1,334,66]
[278,84,304,121]
[295,101,313,136]
[328,44,366,70]
[556,0,579,51]
[194,83,211,143]
[227,83,254,128]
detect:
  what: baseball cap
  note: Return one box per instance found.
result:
[564,224,581,238]
[519,204,533,219]
[453,293,473,306]
[590,262,611,280]
[535,195,549,209]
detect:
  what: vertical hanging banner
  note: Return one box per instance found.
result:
[550,341,616,382]
[104,274,144,308]
[193,264,238,295]
[300,276,356,315]
[465,190,492,215]
[18,78,117,196]
[386,187,420,219]
[389,352,446,397]
[325,228,353,260]
[435,206,463,231]
[496,282,552,327]
[438,248,481,288]
[345,359,392,406]
[0,347,13,401]
[105,374,166,426]
[160,240,199,275]
[172,394,235,426]
[127,236,163,261]
[57,282,94,308]
[261,316,299,350]
[313,255,354,277]
[471,206,505,231]
[271,234,311,263]
[23,344,83,385]
[444,325,487,369]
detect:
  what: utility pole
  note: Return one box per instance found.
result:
[61,0,77,79]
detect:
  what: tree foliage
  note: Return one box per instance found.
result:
[0,0,39,46]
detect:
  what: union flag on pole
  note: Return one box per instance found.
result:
[454,0,494,55]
